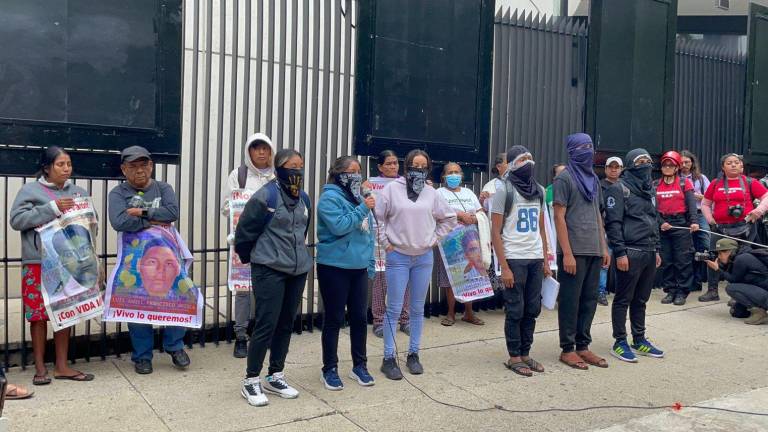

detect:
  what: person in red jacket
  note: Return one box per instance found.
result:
[655,151,699,306]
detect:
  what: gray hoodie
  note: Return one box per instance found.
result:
[10,178,90,264]
[108,180,179,233]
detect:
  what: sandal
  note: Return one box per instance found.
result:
[440,317,455,326]
[461,316,485,326]
[504,360,533,377]
[54,371,95,382]
[523,357,545,373]
[559,352,588,370]
[5,384,35,400]
[5,384,34,400]
[32,373,51,386]
[576,350,609,369]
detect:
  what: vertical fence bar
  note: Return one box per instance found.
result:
[254,1,264,132]
[277,0,288,145]
[266,0,276,137]
[341,0,353,155]
[289,0,299,149]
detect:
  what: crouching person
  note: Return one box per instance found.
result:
[706,239,768,325]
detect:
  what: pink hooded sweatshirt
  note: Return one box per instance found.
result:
[374,177,458,256]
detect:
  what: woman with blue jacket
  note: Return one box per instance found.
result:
[316,156,376,391]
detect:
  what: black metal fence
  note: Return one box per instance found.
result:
[673,38,747,177]
[0,4,749,368]
[490,9,588,185]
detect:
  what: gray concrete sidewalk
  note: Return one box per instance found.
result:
[4,290,768,432]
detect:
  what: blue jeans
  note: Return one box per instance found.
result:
[128,323,187,362]
[383,249,433,358]
[598,248,613,295]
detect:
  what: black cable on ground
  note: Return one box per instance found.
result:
[383,305,768,418]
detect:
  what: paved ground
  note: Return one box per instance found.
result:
[4,290,768,432]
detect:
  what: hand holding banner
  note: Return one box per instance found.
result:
[104,225,203,328]
[36,198,103,330]
[228,188,254,291]
[437,225,495,303]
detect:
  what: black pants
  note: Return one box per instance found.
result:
[317,264,368,373]
[503,259,544,357]
[612,250,656,341]
[246,264,307,377]
[660,216,694,297]
[726,283,768,310]
[557,255,602,352]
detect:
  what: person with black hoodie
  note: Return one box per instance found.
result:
[234,149,312,407]
[604,148,664,363]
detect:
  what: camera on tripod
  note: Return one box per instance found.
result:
[693,251,717,262]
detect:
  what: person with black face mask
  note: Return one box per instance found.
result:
[604,149,664,364]
[234,149,312,407]
[316,156,377,391]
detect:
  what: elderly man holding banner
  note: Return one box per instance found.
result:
[106,146,202,375]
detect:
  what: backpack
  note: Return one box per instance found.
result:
[237,166,311,238]
[264,181,312,239]
[501,179,545,234]
[234,180,312,264]
[237,165,248,189]
[715,175,755,203]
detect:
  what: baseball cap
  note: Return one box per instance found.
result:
[606,156,623,167]
[714,239,738,252]
[121,146,152,163]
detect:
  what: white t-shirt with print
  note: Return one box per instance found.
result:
[437,187,482,213]
[490,184,543,260]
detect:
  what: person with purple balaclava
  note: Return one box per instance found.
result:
[552,133,611,371]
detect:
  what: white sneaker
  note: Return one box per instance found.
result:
[263,372,299,399]
[241,377,269,407]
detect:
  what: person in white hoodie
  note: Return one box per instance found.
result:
[221,133,277,358]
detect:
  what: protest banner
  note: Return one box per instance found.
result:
[104,226,203,328]
[36,198,103,330]
[368,176,396,271]
[437,225,495,303]
[228,188,253,292]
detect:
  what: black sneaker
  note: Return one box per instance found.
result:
[698,289,719,302]
[233,339,248,358]
[597,292,609,306]
[134,359,153,375]
[168,349,190,369]
[380,357,403,380]
[673,295,687,306]
[661,293,675,304]
[406,352,423,375]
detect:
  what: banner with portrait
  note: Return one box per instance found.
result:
[104,226,203,328]
[228,188,253,292]
[368,176,396,272]
[437,225,495,303]
[36,198,103,331]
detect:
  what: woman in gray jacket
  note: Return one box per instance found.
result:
[234,149,311,407]
[10,147,95,385]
